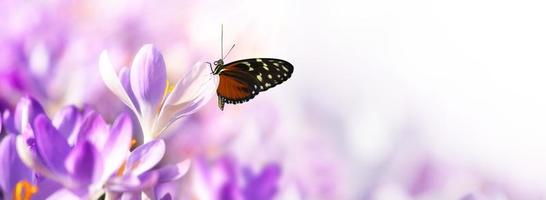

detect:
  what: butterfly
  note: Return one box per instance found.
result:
[207,26,294,111]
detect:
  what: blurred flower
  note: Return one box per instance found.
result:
[100,44,218,142]
[191,156,282,200]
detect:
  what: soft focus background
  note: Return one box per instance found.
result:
[2,0,546,199]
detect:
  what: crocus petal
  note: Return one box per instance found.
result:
[99,51,138,114]
[76,111,109,150]
[52,106,82,145]
[107,171,159,192]
[146,182,177,200]
[33,114,69,175]
[100,113,133,183]
[119,67,141,113]
[129,45,167,138]
[32,178,63,200]
[2,111,16,135]
[163,62,217,106]
[0,134,33,199]
[130,44,167,107]
[65,141,101,187]
[15,136,56,182]
[155,62,218,135]
[14,96,45,133]
[46,188,82,200]
[126,139,165,176]
[156,159,191,183]
[243,164,282,200]
[120,192,143,200]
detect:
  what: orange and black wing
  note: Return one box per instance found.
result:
[216,58,293,110]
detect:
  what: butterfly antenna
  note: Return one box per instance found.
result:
[223,44,236,60]
[221,24,224,59]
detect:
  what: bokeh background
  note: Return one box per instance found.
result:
[2,0,546,199]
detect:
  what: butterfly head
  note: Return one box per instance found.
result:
[211,59,224,75]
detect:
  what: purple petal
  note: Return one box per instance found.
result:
[243,164,282,200]
[46,188,81,199]
[120,67,141,113]
[220,180,239,200]
[52,106,82,145]
[33,114,69,175]
[130,44,166,107]
[15,134,56,181]
[156,160,191,183]
[100,113,133,182]
[2,110,15,134]
[0,134,33,198]
[76,111,109,150]
[147,182,177,200]
[126,139,165,176]
[32,178,63,199]
[107,171,159,192]
[14,96,45,133]
[65,141,101,187]
[121,192,143,200]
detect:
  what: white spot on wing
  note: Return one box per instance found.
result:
[265,83,271,87]
[243,62,251,66]
[249,67,254,71]
[256,74,263,82]
[282,66,289,72]
[256,58,263,62]
[268,74,273,79]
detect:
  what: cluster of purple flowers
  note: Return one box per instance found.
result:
[0,45,282,199]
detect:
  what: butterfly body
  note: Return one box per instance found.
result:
[212,58,293,110]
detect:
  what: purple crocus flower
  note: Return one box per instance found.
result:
[99,44,218,142]
[8,96,189,199]
[15,104,133,198]
[0,97,63,199]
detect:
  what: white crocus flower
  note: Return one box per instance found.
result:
[99,44,218,142]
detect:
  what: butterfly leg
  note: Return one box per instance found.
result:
[205,62,214,74]
[218,97,225,111]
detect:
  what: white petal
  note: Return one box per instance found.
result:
[164,62,217,106]
[99,51,139,115]
[153,62,218,136]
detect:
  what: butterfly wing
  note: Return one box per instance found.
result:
[222,58,293,91]
[217,69,261,110]
[217,58,293,110]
